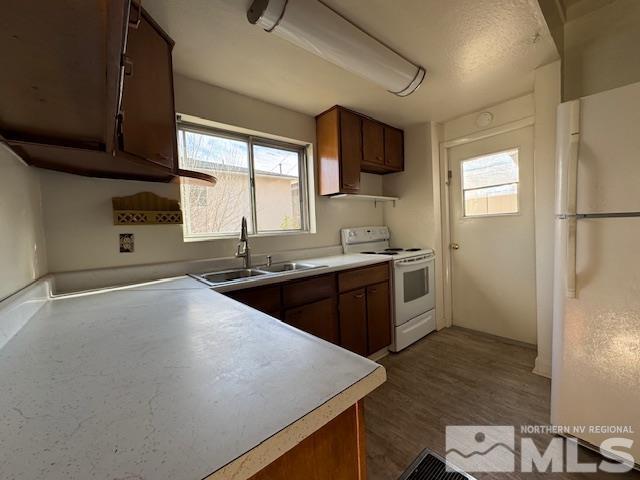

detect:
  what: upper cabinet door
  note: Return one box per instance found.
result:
[362,119,384,166]
[384,126,404,171]
[339,109,362,193]
[119,9,177,170]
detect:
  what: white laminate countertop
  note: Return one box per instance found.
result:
[0,275,386,480]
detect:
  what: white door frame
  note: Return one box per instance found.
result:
[439,116,535,327]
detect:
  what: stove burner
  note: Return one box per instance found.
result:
[405,248,422,252]
[360,251,377,254]
[385,248,404,252]
[380,252,398,255]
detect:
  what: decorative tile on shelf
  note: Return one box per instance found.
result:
[112,192,183,225]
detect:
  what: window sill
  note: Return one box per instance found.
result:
[183,230,314,243]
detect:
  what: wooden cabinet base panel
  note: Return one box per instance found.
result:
[248,401,367,480]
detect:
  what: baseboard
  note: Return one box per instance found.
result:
[533,355,552,378]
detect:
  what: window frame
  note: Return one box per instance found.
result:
[177,121,311,240]
[460,147,520,219]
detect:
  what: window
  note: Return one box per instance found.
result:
[177,123,309,239]
[461,149,519,217]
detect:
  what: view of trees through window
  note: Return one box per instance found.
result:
[177,125,307,238]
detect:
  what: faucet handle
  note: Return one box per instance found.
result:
[266,255,272,267]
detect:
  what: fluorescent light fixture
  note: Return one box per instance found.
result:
[247,0,426,97]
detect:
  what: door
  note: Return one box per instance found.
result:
[384,126,403,170]
[366,282,391,354]
[119,9,177,169]
[394,256,435,326]
[339,109,361,192]
[284,298,339,344]
[551,84,640,459]
[362,118,384,166]
[448,126,537,343]
[339,289,368,356]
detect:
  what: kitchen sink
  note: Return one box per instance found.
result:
[255,262,324,273]
[190,268,267,285]
[190,262,326,286]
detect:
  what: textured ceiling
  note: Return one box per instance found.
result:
[144,0,558,127]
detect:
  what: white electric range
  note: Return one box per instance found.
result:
[341,226,436,351]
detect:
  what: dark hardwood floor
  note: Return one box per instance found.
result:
[365,327,639,480]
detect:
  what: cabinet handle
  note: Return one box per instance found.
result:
[129,0,143,29]
[376,156,383,161]
[353,293,365,299]
[344,183,357,188]
[369,288,377,294]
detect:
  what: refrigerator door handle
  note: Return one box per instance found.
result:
[566,133,580,216]
[566,216,577,298]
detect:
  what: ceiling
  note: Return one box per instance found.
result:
[144,0,559,127]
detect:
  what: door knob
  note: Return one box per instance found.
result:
[450,243,460,250]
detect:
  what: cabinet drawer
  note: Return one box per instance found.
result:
[284,298,339,344]
[226,285,282,313]
[339,264,389,292]
[283,274,336,308]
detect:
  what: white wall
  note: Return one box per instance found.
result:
[533,61,561,377]
[563,0,640,100]
[382,122,446,329]
[0,144,47,299]
[40,76,383,272]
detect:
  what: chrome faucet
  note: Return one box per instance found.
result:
[235,216,251,269]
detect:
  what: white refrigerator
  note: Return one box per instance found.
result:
[552,81,640,465]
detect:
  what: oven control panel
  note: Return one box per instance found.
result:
[341,226,390,245]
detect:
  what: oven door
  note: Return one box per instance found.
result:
[394,255,435,326]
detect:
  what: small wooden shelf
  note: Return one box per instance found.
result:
[329,194,398,207]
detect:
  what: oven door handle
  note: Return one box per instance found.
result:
[395,257,433,268]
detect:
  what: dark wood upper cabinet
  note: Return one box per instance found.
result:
[0,0,213,185]
[366,281,391,355]
[339,289,368,357]
[362,119,385,168]
[118,9,177,170]
[339,109,363,193]
[384,126,404,171]
[316,106,403,195]
[316,106,361,195]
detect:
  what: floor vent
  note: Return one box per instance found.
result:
[399,449,476,480]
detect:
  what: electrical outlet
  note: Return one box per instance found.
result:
[119,233,134,253]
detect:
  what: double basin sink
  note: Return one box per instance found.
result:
[191,262,326,286]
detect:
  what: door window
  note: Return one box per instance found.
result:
[461,149,519,217]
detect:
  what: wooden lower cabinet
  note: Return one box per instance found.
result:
[223,263,392,355]
[366,282,392,354]
[284,298,339,344]
[248,401,366,480]
[339,289,368,356]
